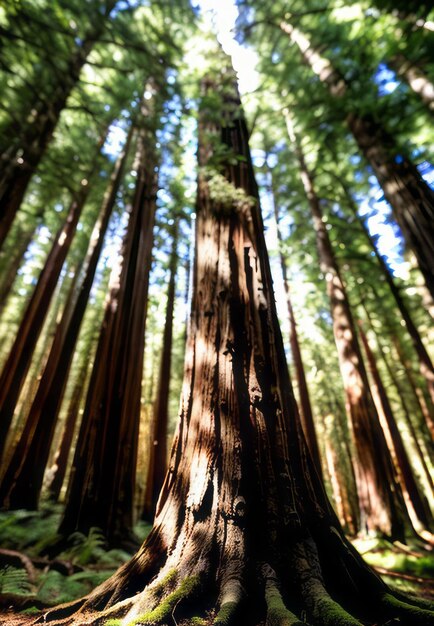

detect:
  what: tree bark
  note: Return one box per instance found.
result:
[0,126,133,510]
[341,182,434,406]
[390,54,434,113]
[58,92,158,544]
[0,1,116,250]
[281,21,434,301]
[36,61,434,626]
[143,224,178,521]
[358,321,433,534]
[285,113,408,539]
[0,180,92,463]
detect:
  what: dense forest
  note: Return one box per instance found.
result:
[0,0,433,624]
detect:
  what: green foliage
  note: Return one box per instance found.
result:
[0,565,32,596]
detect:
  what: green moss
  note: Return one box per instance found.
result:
[189,618,207,626]
[128,575,200,625]
[266,585,303,625]
[313,596,362,626]
[105,620,122,626]
[213,601,238,626]
[152,568,178,596]
[381,592,434,624]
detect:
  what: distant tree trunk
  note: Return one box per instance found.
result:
[47,358,90,503]
[321,407,359,536]
[0,225,36,312]
[390,55,434,113]
[0,1,116,249]
[392,337,434,441]
[341,182,434,406]
[363,305,434,499]
[358,322,433,534]
[281,21,434,300]
[0,180,94,462]
[143,225,178,521]
[0,128,133,510]
[59,92,159,544]
[39,61,434,626]
[285,113,407,539]
[267,159,323,480]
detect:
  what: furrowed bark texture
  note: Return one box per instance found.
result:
[143,224,178,521]
[0,1,116,249]
[36,65,434,626]
[281,21,434,301]
[0,126,133,511]
[286,116,408,539]
[59,96,158,543]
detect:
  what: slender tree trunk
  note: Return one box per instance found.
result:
[281,21,434,300]
[0,225,37,313]
[358,322,433,533]
[143,225,178,520]
[59,91,159,544]
[39,61,434,626]
[285,113,407,539]
[341,183,434,406]
[0,184,92,462]
[47,359,89,503]
[0,126,134,510]
[0,1,116,249]
[363,305,434,498]
[267,161,323,479]
[390,54,434,113]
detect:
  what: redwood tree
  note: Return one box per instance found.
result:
[0,125,133,510]
[58,90,159,544]
[38,60,434,626]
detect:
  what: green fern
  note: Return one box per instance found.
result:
[0,565,32,596]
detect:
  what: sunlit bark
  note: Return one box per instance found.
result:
[37,62,434,626]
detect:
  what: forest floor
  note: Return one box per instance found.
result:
[0,505,433,624]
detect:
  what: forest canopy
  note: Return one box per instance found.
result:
[0,0,433,625]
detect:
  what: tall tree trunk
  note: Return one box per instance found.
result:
[280,21,434,300]
[363,305,434,499]
[59,92,159,544]
[358,322,433,534]
[390,54,434,113]
[39,60,434,626]
[285,113,407,539]
[0,127,133,510]
[143,225,178,520]
[340,182,434,406]
[0,1,116,249]
[0,224,37,313]
[0,181,93,462]
[267,160,323,480]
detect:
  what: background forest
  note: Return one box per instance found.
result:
[0,0,433,622]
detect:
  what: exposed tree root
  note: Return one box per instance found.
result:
[379,592,434,625]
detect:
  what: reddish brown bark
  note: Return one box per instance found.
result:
[143,225,178,520]
[0,183,91,463]
[286,114,407,539]
[340,183,434,407]
[267,160,323,480]
[35,64,433,626]
[0,1,116,249]
[358,322,433,533]
[58,94,158,543]
[0,127,133,510]
[281,21,434,300]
